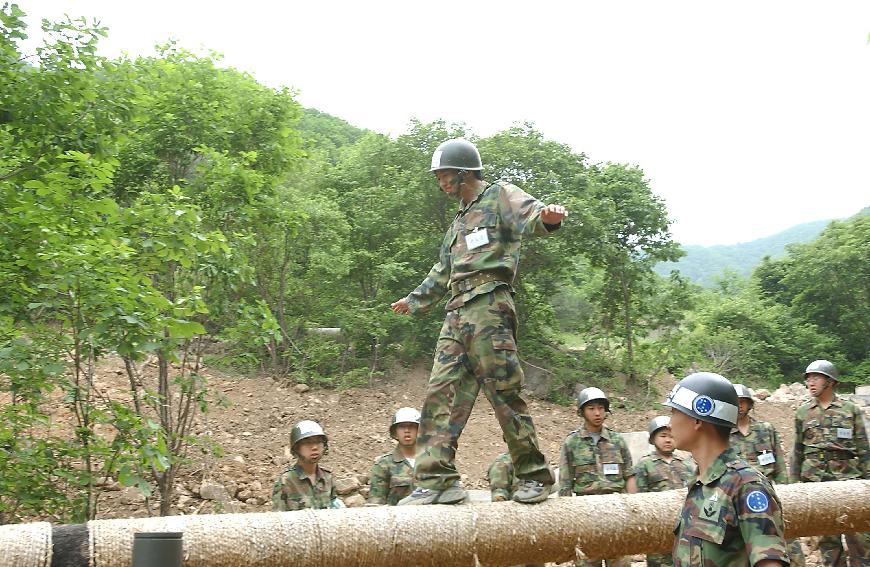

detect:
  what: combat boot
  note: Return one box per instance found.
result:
[397,482,467,505]
[512,480,550,504]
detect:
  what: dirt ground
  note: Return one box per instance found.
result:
[68,356,807,520]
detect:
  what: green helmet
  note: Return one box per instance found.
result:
[389,407,421,439]
[576,387,609,414]
[665,372,739,427]
[430,138,483,172]
[290,420,328,456]
[805,359,838,382]
[647,415,671,443]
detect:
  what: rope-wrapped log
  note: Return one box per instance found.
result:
[3,480,869,567]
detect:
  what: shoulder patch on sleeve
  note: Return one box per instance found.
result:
[745,490,769,513]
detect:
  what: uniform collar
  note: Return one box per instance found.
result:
[391,446,410,463]
[459,181,492,213]
[730,416,758,436]
[579,424,611,441]
[293,462,327,484]
[697,447,739,486]
[652,450,679,461]
[809,393,842,409]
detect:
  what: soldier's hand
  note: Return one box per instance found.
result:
[390,298,411,314]
[541,204,568,225]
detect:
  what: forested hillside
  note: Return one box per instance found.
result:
[1,6,868,523]
[655,206,869,286]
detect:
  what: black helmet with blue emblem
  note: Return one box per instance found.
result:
[665,372,739,427]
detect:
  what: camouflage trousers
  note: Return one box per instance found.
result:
[818,532,870,567]
[645,552,673,567]
[788,538,806,567]
[414,288,553,490]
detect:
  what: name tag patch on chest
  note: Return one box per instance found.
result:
[465,228,490,250]
[758,451,776,466]
[602,463,620,476]
[837,427,853,439]
[745,490,769,513]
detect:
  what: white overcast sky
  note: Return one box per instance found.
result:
[21,1,870,246]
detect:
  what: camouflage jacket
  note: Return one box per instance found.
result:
[271,463,337,511]
[730,418,789,484]
[559,425,634,496]
[791,394,870,482]
[405,180,558,314]
[368,447,415,506]
[487,452,521,501]
[633,451,696,493]
[673,447,788,567]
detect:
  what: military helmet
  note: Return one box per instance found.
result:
[430,138,483,172]
[733,384,754,400]
[804,359,838,382]
[389,407,421,438]
[647,415,671,443]
[665,372,739,427]
[290,420,328,455]
[577,387,610,413]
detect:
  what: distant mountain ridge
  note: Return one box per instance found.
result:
[656,208,868,286]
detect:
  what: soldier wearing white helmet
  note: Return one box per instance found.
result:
[559,387,634,567]
[271,420,344,511]
[629,416,696,567]
[368,408,421,505]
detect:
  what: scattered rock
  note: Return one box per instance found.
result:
[754,388,770,400]
[358,486,370,498]
[237,489,252,501]
[354,473,370,485]
[232,455,245,464]
[343,494,366,507]
[200,481,231,502]
[119,486,145,505]
[250,480,263,492]
[294,383,310,393]
[335,476,361,496]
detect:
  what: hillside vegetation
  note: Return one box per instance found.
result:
[1,6,868,523]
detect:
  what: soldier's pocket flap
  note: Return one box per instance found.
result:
[491,333,516,351]
[683,520,726,545]
[389,477,412,487]
[464,212,498,233]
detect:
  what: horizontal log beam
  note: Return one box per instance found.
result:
[2,480,868,567]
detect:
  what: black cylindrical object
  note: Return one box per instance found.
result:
[132,532,183,567]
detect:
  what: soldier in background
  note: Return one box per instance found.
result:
[559,387,633,567]
[391,138,567,505]
[731,384,805,567]
[792,360,870,567]
[666,372,788,567]
[271,420,344,511]
[486,449,544,567]
[368,407,420,506]
[629,416,695,567]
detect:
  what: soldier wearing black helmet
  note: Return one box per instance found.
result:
[271,420,343,511]
[792,360,870,566]
[559,387,633,567]
[666,372,788,567]
[391,138,567,505]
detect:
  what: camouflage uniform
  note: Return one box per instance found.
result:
[633,451,696,567]
[792,394,870,567]
[271,463,338,511]
[673,446,788,567]
[559,425,633,567]
[406,180,558,490]
[487,452,521,502]
[368,447,415,506]
[731,417,805,566]
[486,452,544,567]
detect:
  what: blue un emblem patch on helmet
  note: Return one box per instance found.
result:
[693,395,715,416]
[745,490,769,513]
